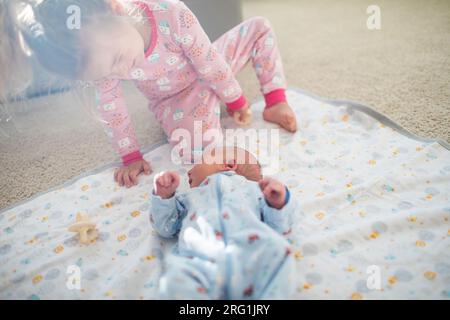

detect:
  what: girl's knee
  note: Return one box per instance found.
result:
[247,16,273,31]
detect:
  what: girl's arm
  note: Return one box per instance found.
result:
[94,78,143,166]
[171,1,247,112]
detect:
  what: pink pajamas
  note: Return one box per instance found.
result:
[93,0,287,165]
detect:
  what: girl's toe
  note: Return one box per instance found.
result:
[282,114,296,132]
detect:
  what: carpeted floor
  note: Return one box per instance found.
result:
[1,0,449,209]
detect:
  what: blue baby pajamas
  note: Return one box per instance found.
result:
[149,171,298,299]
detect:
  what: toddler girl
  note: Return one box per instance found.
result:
[2,0,297,188]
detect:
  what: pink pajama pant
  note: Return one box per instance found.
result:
[155,16,288,151]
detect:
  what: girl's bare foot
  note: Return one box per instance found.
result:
[262,102,297,132]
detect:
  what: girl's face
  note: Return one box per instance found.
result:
[80,18,146,80]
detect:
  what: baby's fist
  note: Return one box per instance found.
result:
[259,177,287,209]
[153,171,180,199]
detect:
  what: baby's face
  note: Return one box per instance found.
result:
[80,18,146,80]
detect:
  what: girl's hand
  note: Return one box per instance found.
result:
[153,171,180,199]
[114,159,152,188]
[227,104,252,125]
[259,177,287,209]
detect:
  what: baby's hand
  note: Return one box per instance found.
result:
[259,177,287,209]
[153,171,180,199]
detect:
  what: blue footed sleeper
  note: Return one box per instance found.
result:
[149,171,298,299]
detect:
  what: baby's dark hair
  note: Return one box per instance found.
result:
[216,146,263,182]
[235,159,262,182]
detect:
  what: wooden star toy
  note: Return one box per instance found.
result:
[68,213,98,245]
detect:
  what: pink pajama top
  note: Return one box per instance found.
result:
[93,0,247,165]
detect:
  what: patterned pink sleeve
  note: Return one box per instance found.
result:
[172,1,247,110]
[94,78,143,166]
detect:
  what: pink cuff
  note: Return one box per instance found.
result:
[264,89,287,108]
[122,150,143,166]
[226,95,247,111]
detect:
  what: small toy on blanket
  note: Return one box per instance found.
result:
[68,213,98,245]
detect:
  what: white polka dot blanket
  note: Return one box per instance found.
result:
[1,88,449,299]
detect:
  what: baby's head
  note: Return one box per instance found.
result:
[187,146,262,188]
[3,0,146,81]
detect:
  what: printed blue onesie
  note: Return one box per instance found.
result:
[149,171,297,299]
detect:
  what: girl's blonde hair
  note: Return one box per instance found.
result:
[0,0,148,100]
[0,0,33,99]
[0,0,150,139]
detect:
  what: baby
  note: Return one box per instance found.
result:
[150,146,297,299]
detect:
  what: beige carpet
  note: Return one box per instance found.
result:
[1,0,449,209]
